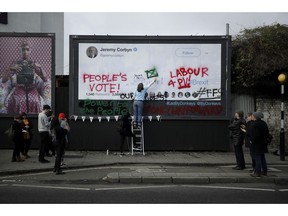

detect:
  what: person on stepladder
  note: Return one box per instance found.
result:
[132,78,157,129]
[117,112,136,156]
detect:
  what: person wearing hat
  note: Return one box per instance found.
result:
[20,112,33,159]
[58,113,70,165]
[247,112,269,177]
[228,111,246,170]
[38,104,52,163]
[50,117,68,175]
[58,113,70,142]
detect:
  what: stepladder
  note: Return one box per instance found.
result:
[131,123,145,155]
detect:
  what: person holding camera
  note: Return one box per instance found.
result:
[1,41,50,114]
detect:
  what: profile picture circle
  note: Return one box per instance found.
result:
[178,92,183,98]
[86,46,98,58]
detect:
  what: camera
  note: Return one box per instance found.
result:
[16,60,34,85]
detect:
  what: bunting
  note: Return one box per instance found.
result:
[70,115,162,123]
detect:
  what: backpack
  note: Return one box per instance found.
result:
[5,125,15,140]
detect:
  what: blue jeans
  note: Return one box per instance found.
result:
[254,153,267,174]
[249,146,256,169]
[133,100,143,126]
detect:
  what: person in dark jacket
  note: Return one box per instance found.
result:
[228,111,246,170]
[20,112,33,158]
[240,112,256,173]
[11,115,24,162]
[45,110,55,157]
[50,118,67,175]
[118,112,136,155]
[248,112,269,177]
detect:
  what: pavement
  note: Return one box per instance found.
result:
[0,149,288,184]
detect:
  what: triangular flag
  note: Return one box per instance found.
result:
[73,115,78,121]
[98,116,102,122]
[114,115,119,121]
[89,116,94,122]
[148,116,152,121]
[106,116,110,122]
[81,116,86,122]
[156,115,161,121]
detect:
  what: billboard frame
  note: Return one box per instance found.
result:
[0,32,55,117]
[69,35,231,120]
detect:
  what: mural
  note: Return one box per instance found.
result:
[0,34,54,115]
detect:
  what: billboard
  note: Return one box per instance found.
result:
[70,35,231,119]
[79,43,221,101]
[0,33,55,116]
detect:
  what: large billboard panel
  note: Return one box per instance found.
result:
[0,33,55,116]
[70,35,231,120]
[79,43,222,101]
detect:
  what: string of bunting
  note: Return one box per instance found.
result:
[69,115,161,122]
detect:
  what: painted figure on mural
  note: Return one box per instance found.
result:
[0,41,51,114]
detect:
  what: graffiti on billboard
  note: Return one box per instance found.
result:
[71,36,230,118]
[78,43,221,101]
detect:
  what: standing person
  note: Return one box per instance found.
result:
[248,112,269,177]
[58,113,70,144]
[1,41,51,114]
[45,109,55,157]
[11,115,24,162]
[58,113,70,165]
[117,112,136,155]
[38,104,52,163]
[132,78,157,128]
[228,111,246,170]
[51,118,68,175]
[240,112,256,173]
[20,112,33,159]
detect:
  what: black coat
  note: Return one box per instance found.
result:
[228,118,246,146]
[119,115,133,137]
[244,120,253,148]
[248,119,269,154]
[54,125,67,147]
[12,120,23,142]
